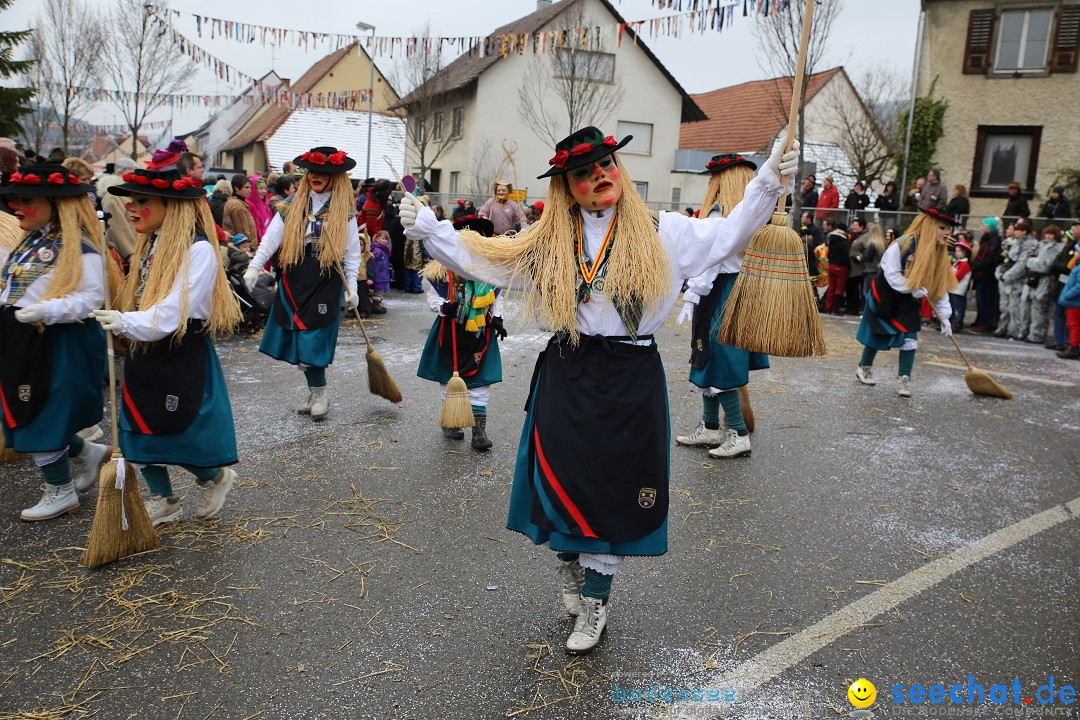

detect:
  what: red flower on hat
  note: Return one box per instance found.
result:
[549,150,570,168]
[47,172,65,185]
[570,142,593,156]
[328,150,347,165]
[8,172,21,183]
[720,158,731,165]
[735,156,745,163]
[603,135,617,147]
[308,151,326,165]
[122,173,135,183]
[151,179,170,189]
[134,175,150,185]
[300,151,311,161]
[22,174,40,185]
[172,179,189,191]
[68,174,80,185]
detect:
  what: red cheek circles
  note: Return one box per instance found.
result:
[21,206,37,219]
[574,178,592,196]
[138,207,152,219]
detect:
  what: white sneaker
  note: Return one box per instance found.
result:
[77,425,104,442]
[195,468,236,519]
[297,390,315,415]
[20,482,79,521]
[856,365,876,386]
[708,429,752,459]
[72,441,110,492]
[566,595,607,655]
[309,387,329,420]
[557,559,584,616]
[145,494,183,526]
[897,375,912,398]
[675,421,723,447]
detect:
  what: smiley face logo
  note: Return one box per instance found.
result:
[848,678,876,709]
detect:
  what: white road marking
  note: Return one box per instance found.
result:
[924,361,1075,387]
[668,497,1080,718]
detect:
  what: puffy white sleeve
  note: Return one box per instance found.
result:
[932,293,951,322]
[493,288,506,317]
[119,241,219,342]
[425,278,445,313]
[342,217,361,287]
[408,207,522,289]
[250,213,283,270]
[40,252,105,325]
[664,165,788,281]
[880,242,912,293]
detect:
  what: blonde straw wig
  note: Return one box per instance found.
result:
[900,213,957,302]
[278,172,354,273]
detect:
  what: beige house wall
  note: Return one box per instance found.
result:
[410,0,687,205]
[308,48,399,113]
[919,0,1080,219]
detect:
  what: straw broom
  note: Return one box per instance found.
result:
[718,0,826,358]
[928,306,1012,399]
[334,264,403,404]
[84,230,159,568]
[738,385,755,433]
[439,272,476,429]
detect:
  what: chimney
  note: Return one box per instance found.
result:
[537,0,552,9]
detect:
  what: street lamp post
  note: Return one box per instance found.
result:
[356,21,376,180]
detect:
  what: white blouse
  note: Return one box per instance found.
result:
[409,165,790,338]
[251,190,362,287]
[879,241,952,321]
[0,226,105,324]
[118,238,219,343]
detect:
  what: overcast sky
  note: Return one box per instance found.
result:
[3,0,921,140]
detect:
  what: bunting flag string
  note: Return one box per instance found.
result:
[150,1,782,60]
[40,82,371,112]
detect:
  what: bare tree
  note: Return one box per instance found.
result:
[18,32,50,154]
[467,138,500,198]
[517,3,624,148]
[752,0,843,218]
[34,0,102,154]
[393,25,461,190]
[97,0,190,160]
[823,66,905,190]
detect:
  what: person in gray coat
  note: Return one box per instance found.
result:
[997,218,1037,339]
[1021,224,1066,344]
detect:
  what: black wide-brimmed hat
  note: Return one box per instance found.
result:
[919,207,958,226]
[1,164,92,198]
[700,153,757,175]
[106,168,206,199]
[453,214,494,237]
[294,146,356,174]
[537,126,632,179]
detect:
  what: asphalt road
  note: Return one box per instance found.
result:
[1,292,1077,720]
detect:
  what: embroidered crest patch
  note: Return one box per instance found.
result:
[638,487,657,509]
[696,338,704,352]
[474,352,483,365]
[17,385,30,402]
[37,248,55,263]
[165,395,179,412]
[318,303,328,314]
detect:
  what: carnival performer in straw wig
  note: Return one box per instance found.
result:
[855,207,957,398]
[1,164,110,521]
[674,154,767,459]
[92,167,242,525]
[399,126,799,655]
[417,215,507,452]
[244,146,362,421]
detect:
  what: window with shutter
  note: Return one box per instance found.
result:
[1050,5,1080,72]
[964,9,996,74]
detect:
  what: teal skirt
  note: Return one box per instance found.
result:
[416,317,502,388]
[688,272,770,390]
[119,336,238,468]
[259,289,343,368]
[856,292,918,351]
[3,322,105,453]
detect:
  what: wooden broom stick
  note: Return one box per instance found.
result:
[776,0,815,213]
[333,262,402,404]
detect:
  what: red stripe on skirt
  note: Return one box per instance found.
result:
[534,428,598,539]
[122,382,153,435]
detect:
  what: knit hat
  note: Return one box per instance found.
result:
[983,216,1000,233]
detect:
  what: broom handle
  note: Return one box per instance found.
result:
[333,262,374,346]
[775,0,816,214]
[383,156,412,196]
[927,302,974,370]
[448,271,460,374]
[97,230,120,456]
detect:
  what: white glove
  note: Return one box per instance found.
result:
[90,309,124,333]
[243,267,260,292]
[344,289,359,311]
[911,286,928,299]
[940,320,953,337]
[398,193,422,231]
[768,139,801,178]
[676,301,694,326]
[14,303,45,324]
